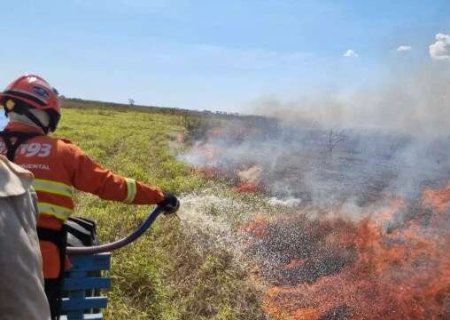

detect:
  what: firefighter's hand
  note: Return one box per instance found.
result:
[158,193,180,215]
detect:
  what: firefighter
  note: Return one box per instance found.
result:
[0,74,180,319]
[0,155,51,320]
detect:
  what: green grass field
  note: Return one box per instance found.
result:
[58,102,268,320]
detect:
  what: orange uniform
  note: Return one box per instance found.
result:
[0,122,165,278]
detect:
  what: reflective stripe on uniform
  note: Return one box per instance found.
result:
[33,178,73,198]
[38,202,73,221]
[124,178,137,203]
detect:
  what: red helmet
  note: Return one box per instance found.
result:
[0,75,61,132]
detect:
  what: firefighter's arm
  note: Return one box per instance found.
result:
[66,144,165,204]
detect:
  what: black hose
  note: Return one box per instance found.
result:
[66,205,164,256]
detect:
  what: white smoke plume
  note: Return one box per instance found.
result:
[179,60,450,210]
[253,63,450,137]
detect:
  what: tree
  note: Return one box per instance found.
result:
[327,129,345,155]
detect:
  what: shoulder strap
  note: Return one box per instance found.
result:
[0,131,44,162]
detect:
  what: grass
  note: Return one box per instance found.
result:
[57,102,268,320]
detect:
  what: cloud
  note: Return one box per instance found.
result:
[429,33,450,61]
[396,45,412,53]
[343,49,359,58]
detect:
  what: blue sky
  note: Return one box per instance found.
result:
[1,0,449,116]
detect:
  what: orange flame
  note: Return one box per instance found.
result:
[232,165,264,193]
[423,183,450,213]
[242,195,450,319]
[232,182,263,193]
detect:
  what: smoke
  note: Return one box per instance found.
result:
[176,54,450,320]
[180,119,450,209]
[251,63,450,136]
[175,58,450,320]
[177,53,450,211]
[178,70,450,209]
